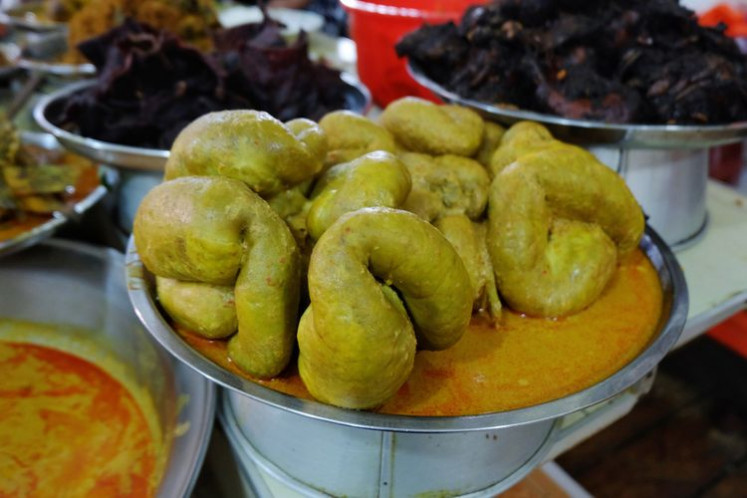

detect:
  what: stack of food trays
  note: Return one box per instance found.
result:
[399,1,747,250]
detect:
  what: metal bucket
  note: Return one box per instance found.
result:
[219,371,657,497]
[220,392,559,497]
[126,226,687,497]
[589,147,709,250]
[0,239,217,497]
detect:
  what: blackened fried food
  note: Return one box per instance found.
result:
[397,0,747,125]
[56,19,224,149]
[52,16,352,149]
[215,20,350,123]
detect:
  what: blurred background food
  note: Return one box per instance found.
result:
[0,116,100,242]
[65,0,219,63]
[45,12,362,149]
[397,0,747,125]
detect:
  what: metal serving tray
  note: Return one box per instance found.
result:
[16,29,95,76]
[125,226,686,496]
[0,131,114,258]
[125,226,687,433]
[33,74,372,170]
[408,61,747,149]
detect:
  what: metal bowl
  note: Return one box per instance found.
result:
[125,226,687,495]
[0,239,217,497]
[0,0,66,32]
[0,131,114,258]
[33,74,373,171]
[16,29,95,76]
[407,61,747,149]
[0,42,22,79]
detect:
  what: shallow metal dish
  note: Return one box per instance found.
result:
[33,74,373,170]
[0,42,22,79]
[16,29,95,76]
[408,61,747,149]
[0,0,65,32]
[0,131,114,258]
[126,226,686,495]
[126,226,687,432]
[0,239,217,497]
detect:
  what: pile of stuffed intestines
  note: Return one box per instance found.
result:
[133,97,645,410]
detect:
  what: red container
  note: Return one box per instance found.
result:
[341,0,485,107]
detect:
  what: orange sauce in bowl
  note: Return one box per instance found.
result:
[178,249,663,416]
[0,323,162,497]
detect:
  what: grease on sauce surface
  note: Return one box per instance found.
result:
[0,330,161,496]
[179,249,663,416]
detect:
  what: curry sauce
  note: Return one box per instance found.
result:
[180,248,663,416]
[0,322,163,497]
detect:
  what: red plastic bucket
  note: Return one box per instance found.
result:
[341,0,484,107]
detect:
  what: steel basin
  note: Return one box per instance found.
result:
[0,239,216,497]
[125,227,687,496]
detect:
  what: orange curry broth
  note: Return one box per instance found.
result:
[0,341,160,497]
[0,152,100,242]
[178,249,663,416]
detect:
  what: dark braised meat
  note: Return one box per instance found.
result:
[52,16,351,149]
[397,0,747,125]
[58,19,225,149]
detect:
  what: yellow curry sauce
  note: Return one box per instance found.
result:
[179,249,663,416]
[0,321,163,497]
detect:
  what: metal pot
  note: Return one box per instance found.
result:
[589,146,709,250]
[0,239,217,497]
[126,227,687,497]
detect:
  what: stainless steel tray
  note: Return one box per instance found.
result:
[125,226,688,433]
[0,0,65,32]
[0,42,22,79]
[0,131,115,258]
[0,239,217,497]
[33,80,169,170]
[16,29,95,76]
[408,61,747,149]
[33,74,372,171]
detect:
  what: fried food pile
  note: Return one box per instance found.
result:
[133,97,644,410]
[44,0,93,23]
[0,117,84,224]
[52,17,357,149]
[65,0,218,63]
[397,0,747,125]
